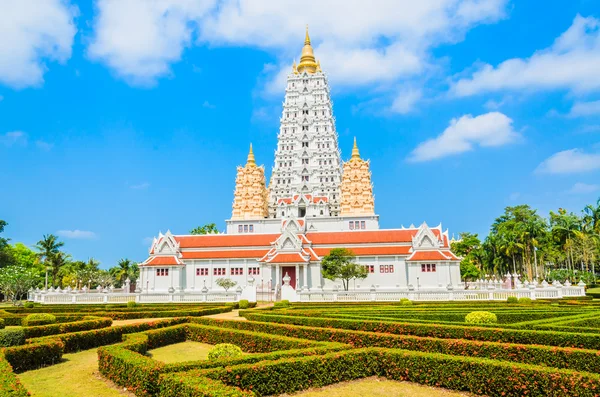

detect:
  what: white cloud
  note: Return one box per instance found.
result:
[390,88,422,114]
[508,192,521,201]
[88,0,216,86]
[569,100,600,118]
[0,131,28,146]
[35,140,53,151]
[569,182,600,194]
[202,100,216,109]
[129,182,150,190]
[57,230,97,239]
[536,148,600,174]
[0,0,77,89]
[408,112,518,162]
[88,0,507,92]
[452,15,600,97]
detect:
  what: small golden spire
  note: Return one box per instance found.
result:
[246,143,256,166]
[297,25,317,74]
[305,24,311,45]
[292,59,298,74]
[316,60,321,72]
[351,137,361,160]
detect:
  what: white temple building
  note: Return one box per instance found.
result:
[139,28,461,295]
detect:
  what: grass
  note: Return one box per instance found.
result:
[18,348,133,397]
[147,341,214,363]
[279,377,474,397]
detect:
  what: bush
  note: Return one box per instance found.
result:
[507,296,518,304]
[0,318,4,329]
[24,302,34,309]
[464,311,497,325]
[238,300,249,310]
[0,352,29,396]
[400,298,413,306]
[519,297,533,304]
[127,301,138,308]
[3,340,63,372]
[0,328,26,347]
[208,343,244,360]
[274,300,290,308]
[22,313,56,326]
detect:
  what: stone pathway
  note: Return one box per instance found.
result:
[205,309,247,321]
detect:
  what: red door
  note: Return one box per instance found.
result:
[281,266,296,289]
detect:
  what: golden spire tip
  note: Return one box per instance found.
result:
[305,24,311,45]
[247,143,256,166]
[351,137,360,160]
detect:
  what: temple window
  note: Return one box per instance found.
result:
[361,221,366,230]
[214,268,226,276]
[364,265,374,274]
[380,265,394,273]
[421,264,437,272]
[248,267,260,275]
[302,141,308,147]
[231,267,243,276]
[196,268,208,276]
[156,268,169,277]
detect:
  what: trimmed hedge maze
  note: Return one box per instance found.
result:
[6,300,600,396]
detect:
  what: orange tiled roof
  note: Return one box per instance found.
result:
[264,252,309,263]
[407,250,456,261]
[313,246,412,257]
[306,229,440,245]
[181,250,269,259]
[141,256,183,266]
[175,234,277,248]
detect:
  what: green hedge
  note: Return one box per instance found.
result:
[0,351,29,396]
[3,339,63,372]
[160,348,600,397]
[0,328,25,347]
[30,317,188,353]
[0,318,4,329]
[242,313,600,349]
[194,317,600,374]
[23,316,112,339]
[22,313,57,326]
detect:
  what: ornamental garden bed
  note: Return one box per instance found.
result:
[5,301,600,397]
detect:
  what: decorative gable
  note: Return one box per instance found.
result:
[412,223,441,250]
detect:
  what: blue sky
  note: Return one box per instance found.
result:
[1,0,600,268]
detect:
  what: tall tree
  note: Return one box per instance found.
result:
[34,234,65,288]
[0,220,15,268]
[320,248,368,291]
[190,223,218,235]
[109,258,138,288]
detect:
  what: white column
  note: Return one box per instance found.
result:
[276,265,280,287]
[295,264,299,289]
[303,264,308,288]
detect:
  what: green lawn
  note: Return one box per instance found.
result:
[18,349,132,397]
[146,341,214,363]
[279,377,474,397]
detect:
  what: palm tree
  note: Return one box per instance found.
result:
[550,209,581,278]
[34,234,64,288]
[583,198,600,235]
[110,258,134,288]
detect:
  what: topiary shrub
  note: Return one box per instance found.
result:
[518,297,533,304]
[24,302,35,309]
[208,343,243,360]
[274,300,290,308]
[400,298,413,306]
[465,311,497,325]
[507,296,518,304]
[238,300,250,309]
[22,313,57,327]
[0,328,26,347]
[127,301,138,308]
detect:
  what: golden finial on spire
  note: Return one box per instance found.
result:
[316,60,321,72]
[305,24,311,45]
[246,143,256,166]
[351,137,361,160]
[292,59,298,74]
[297,25,317,74]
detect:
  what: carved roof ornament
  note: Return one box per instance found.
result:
[340,138,375,216]
[231,144,269,220]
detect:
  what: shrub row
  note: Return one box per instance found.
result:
[29,317,189,353]
[3,339,64,372]
[160,348,600,397]
[242,312,600,349]
[194,317,600,374]
[22,313,56,326]
[0,328,25,347]
[0,351,28,396]
[23,316,113,339]
[0,318,4,329]
[98,323,338,397]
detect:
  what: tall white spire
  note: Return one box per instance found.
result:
[268,27,342,219]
